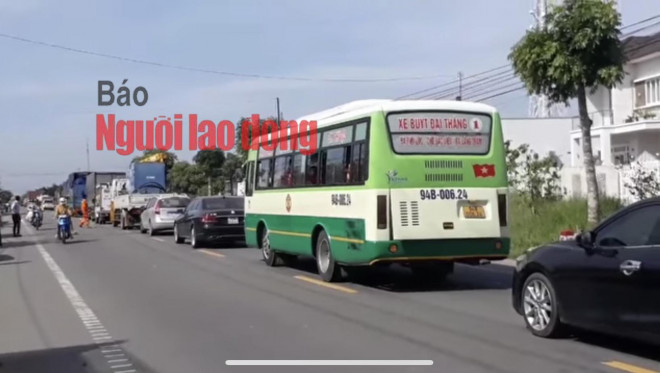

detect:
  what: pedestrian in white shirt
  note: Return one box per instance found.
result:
[11,196,21,237]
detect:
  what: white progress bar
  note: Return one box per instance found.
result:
[225,360,433,366]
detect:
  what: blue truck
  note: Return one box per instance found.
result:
[63,172,90,215]
[111,161,168,229]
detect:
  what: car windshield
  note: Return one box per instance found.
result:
[160,197,190,208]
[202,197,243,210]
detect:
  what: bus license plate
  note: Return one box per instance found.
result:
[463,206,485,219]
[227,217,239,224]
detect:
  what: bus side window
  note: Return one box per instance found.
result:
[351,142,367,183]
[293,154,305,186]
[257,159,272,189]
[306,152,319,185]
[245,161,255,196]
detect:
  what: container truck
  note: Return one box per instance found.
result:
[85,172,126,211]
[111,161,167,229]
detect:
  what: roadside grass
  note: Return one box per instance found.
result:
[509,194,624,257]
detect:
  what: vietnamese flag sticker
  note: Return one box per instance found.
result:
[473,164,496,178]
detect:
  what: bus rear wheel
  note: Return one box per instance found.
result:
[316,230,342,282]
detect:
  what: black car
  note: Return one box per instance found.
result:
[173,196,245,248]
[512,197,660,344]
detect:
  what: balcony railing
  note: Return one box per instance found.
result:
[571,110,612,131]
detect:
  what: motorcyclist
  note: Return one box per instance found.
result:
[54,197,74,239]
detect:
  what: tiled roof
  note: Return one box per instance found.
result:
[623,31,660,61]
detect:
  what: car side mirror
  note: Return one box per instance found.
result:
[576,231,595,251]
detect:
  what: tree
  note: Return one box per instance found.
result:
[508,0,625,226]
[221,152,244,181]
[168,161,207,196]
[234,115,280,162]
[193,149,226,195]
[0,189,13,204]
[505,141,562,212]
[623,161,660,201]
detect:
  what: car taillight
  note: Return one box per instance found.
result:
[154,201,161,215]
[377,195,387,229]
[497,194,507,227]
[202,213,218,223]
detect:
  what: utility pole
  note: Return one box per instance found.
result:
[456,72,463,101]
[86,138,91,172]
[276,97,281,127]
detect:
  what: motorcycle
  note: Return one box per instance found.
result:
[31,209,42,230]
[57,215,71,243]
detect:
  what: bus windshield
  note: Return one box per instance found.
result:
[386,111,492,155]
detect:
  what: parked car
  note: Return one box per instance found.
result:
[173,196,244,248]
[512,197,660,345]
[42,199,55,210]
[140,194,191,235]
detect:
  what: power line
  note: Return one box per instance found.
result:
[395,14,660,100]
[620,14,660,30]
[0,32,453,83]
[474,85,527,102]
[394,65,511,99]
[431,72,517,100]
[622,19,660,37]
[466,81,526,101]
[416,70,513,100]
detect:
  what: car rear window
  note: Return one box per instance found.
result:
[160,197,190,208]
[202,197,244,210]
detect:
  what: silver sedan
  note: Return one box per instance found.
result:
[140,195,191,235]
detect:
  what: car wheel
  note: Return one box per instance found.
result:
[261,227,279,267]
[522,272,565,338]
[174,224,184,244]
[315,230,342,282]
[191,226,202,249]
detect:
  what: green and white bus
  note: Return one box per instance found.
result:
[243,99,509,282]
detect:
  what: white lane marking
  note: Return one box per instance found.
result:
[225,360,434,366]
[105,354,126,358]
[115,370,136,373]
[111,364,133,368]
[151,237,165,242]
[31,235,139,372]
[109,359,129,363]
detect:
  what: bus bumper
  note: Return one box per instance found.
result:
[342,237,510,266]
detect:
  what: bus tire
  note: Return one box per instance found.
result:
[260,227,280,267]
[315,230,342,282]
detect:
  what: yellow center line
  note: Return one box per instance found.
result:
[294,275,357,294]
[199,249,226,258]
[603,361,660,373]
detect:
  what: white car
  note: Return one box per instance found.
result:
[42,200,55,210]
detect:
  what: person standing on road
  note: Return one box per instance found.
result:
[79,196,90,228]
[10,196,21,237]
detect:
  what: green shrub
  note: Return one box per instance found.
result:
[509,194,624,257]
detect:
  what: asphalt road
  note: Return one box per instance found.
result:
[0,213,659,373]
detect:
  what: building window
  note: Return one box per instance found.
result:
[635,77,660,108]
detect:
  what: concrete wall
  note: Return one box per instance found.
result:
[501,117,573,165]
[560,165,621,199]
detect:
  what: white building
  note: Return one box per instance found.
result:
[563,31,660,203]
[502,117,573,167]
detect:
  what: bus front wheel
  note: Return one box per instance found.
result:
[316,230,342,282]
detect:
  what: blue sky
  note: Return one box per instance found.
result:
[0,0,656,194]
